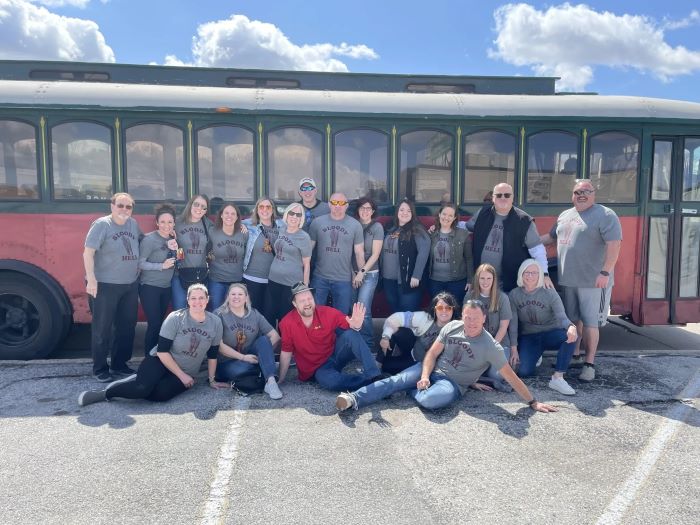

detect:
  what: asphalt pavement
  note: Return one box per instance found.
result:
[0,320,698,524]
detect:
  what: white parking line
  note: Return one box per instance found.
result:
[200,396,251,525]
[596,371,700,525]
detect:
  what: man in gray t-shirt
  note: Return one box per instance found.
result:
[83,193,143,381]
[309,192,365,315]
[541,179,622,381]
[336,301,557,413]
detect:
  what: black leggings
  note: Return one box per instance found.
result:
[139,284,172,352]
[263,280,294,328]
[376,327,418,375]
[243,278,267,313]
[106,355,186,402]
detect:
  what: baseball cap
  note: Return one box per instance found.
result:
[299,177,317,190]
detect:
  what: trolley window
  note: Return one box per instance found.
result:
[267,127,322,201]
[526,131,578,203]
[125,123,185,201]
[683,138,700,202]
[197,125,254,201]
[463,130,516,203]
[334,129,389,203]
[400,130,453,203]
[589,131,638,203]
[51,121,112,200]
[0,120,39,200]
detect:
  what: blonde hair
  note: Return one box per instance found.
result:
[186,283,209,298]
[282,202,306,228]
[215,282,252,315]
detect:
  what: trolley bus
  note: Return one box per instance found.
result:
[1,60,700,360]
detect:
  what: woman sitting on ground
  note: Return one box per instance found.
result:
[78,284,225,406]
[378,291,458,375]
[215,282,283,400]
[508,259,578,395]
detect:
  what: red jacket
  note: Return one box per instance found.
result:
[279,306,349,381]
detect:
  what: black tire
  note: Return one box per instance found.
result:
[0,273,66,360]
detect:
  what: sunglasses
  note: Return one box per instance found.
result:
[114,203,133,210]
[288,211,303,217]
[435,305,454,312]
[192,202,208,210]
[573,189,595,196]
[494,193,512,199]
[299,185,315,192]
[329,199,348,206]
[258,204,273,210]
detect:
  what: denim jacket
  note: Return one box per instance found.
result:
[242,218,284,272]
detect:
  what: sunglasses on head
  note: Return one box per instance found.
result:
[288,211,303,217]
[494,193,512,199]
[114,203,133,210]
[329,199,348,206]
[573,189,595,196]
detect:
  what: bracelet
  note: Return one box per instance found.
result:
[528,398,537,408]
[360,268,366,273]
[208,376,216,384]
[600,270,610,276]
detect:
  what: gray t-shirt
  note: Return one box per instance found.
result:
[381,230,400,280]
[174,218,213,268]
[209,229,247,283]
[85,216,141,284]
[431,232,453,282]
[478,291,515,349]
[301,200,331,233]
[139,231,173,288]
[159,309,223,376]
[436,321,508,393]
[354,221,384,273]
[309,214,363,281]
[550,204,622,287]
[269,226,312,286]
[218,308,273,359]
[508,286,572,336]
[478,211,541,276]
[245,224,279,280]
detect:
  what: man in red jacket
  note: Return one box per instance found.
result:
[278,282,381,391]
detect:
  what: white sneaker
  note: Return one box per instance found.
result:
[579,363,596,382]
[264,379,283,400]
[335,392,356,411]
[536,356,543,367]
[548,376,576,395]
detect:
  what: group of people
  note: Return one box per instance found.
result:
[78,177,622,415]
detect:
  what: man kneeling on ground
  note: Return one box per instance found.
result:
[278,282,382,390]
[336,299,557,413]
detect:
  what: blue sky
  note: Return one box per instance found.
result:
[2,0,700,101]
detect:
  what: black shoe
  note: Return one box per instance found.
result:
[78,389,107,406]
[110,364,136,377]
[94,371,113,383]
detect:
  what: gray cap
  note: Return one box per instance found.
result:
[291,281,314,296]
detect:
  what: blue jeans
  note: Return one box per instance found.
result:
[518,328,575,376]
[383,278,422,313]
[353,271,380,349]
[428,278,468,305]
[215,335,277,381]
[208,280,233,312]
[314,330,380,391]
[351,362,462,410]
[171,275,187,310]
[311,275,353,315]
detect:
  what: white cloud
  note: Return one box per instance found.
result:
[489,3,700,91]
[0,0,114,62]
[32,0,91,8]
[662,10,700,30]
[165,14,378,71]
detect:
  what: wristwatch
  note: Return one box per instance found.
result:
[543,272,549,277]
[528,398,537,408]
[600,270,610,276]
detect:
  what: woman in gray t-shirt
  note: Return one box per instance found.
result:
[509,259,579,396]
[215,283,283,400]
[264,202,312,327]
[208,202,248,310]
[78,284,227,406]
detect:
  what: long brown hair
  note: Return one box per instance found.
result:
[215,202,243,233]
[470,263,500,312]
[250,196,278,226]
[180,194,210,224]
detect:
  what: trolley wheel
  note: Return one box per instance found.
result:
[0,273,66,360]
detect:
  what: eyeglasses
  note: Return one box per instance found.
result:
[522,271,539,276]
[573,189,595,196]
[258,204,273,210]
[192,202,208,210]
[114,203,133,210]
[435,305,454,312]
[329,199,348,206]
[288,211,303,217]
[494,193,512,199]
[299,185,315,192]
[358,205,374,212]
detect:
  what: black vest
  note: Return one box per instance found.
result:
[472,206,532,292]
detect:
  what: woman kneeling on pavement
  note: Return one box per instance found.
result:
[78,284,225,406]
[377,291,458,375]
[508,259,578,395]
[215,282,283,400]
